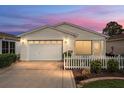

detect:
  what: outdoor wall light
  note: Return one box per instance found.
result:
[20,38,27,45]
[64,38,69,44]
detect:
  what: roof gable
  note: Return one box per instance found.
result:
[18,25,76,37]
[54,22,108,38]
[18,22,108,38]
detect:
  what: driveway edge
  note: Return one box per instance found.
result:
[70,71,76,88]
[0,63,16,74]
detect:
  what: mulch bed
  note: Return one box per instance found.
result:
[72,69,124,84]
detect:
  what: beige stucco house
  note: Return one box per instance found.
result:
[107,34,124,55]
[18,22,107,61]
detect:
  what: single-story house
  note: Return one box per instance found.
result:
[18,22,107,61]
[106,33,124,55]
[0,32,19,54]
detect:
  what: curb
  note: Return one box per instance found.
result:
[80,77,124,84]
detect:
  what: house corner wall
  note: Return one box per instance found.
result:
[63,37,75,53]
[101,40,106,55]
[15,41,21,55]
[20,44,29,61]
[0,40,2,54]
[19,37,29,61]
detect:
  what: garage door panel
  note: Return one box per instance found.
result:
[28,43,62,60]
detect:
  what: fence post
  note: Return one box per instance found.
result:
[122,57,124,69]
[67,50,69,69]
[64,52,65,70]
[80,56,82,68]
[118,55,121,70]
[105,56,107,69]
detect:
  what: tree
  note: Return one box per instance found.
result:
[103,21,124,36]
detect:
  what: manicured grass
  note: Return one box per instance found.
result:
[82,79,124,88]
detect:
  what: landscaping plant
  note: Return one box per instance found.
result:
[0,54,17,68]
[81,68,91,79]
[90,60,102,73]
[107,59,119,72]
[62,50,73,59]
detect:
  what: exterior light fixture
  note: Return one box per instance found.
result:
[64,38,69,44]
[20,38,27,45]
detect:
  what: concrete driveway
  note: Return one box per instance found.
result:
[0,61,76,88]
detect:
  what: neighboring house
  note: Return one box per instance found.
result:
[106,33,124,55]
[0,32,19,54]
[18,22,107,61]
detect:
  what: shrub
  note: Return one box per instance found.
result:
[0,54,17,68]
[120,54,124,57]
[119,69,124,73]
[62,50,73,59]
[81,68,91,79]
[90,60,102,73]
[107,59,119,72]
[73,69,83,82]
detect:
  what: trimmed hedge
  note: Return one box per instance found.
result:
[107,59,119,72]
[0,54,17,68]
[90,60,102,73]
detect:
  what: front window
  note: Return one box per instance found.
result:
[2,41,9,54]
[75,41,92,55]
[2,41,15,54]
[93,41,101,55]
[10,42,15,53]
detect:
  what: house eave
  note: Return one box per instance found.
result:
[17,25,49,37]
[18,25,77,37]
[107,38,124,42]
[0,32,19,41]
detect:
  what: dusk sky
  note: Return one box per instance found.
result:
[0,5,124,35]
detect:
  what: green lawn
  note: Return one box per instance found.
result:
[82,79,124,88]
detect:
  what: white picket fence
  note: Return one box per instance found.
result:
[64,55,124,70]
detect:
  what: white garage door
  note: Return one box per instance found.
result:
[28,40,62,60]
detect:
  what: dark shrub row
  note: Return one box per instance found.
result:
[90,59,119,73]
[0,54,18,68]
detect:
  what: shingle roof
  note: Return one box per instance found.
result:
[108,33,124,41]
[0,32,18,41]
